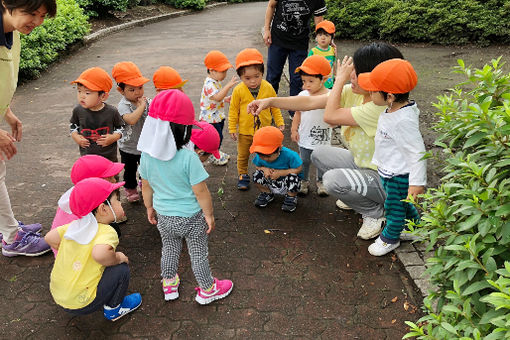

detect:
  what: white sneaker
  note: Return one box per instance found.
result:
[316,181,328,196]
[335,199,352,210]
[299,180,309,195]
[357,216,385,240]
[368,236,400,256]
[209,151,229,166]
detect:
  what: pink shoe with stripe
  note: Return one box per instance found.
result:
[162,274,179,301]
[195,277,233,305]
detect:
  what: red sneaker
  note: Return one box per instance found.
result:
[195,278,233,305]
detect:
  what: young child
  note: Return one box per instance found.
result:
[50,155,125,256]
[291,55,332,196]
[153,66,187,93]
[70,67,124,162]
[308,20,336,89]
[357,58,426,256]
[250,126,303,212]
[229,48,284,191]
[191,121,221,163]
[200,50,238,166]
[45,177,141,321]
[138,89,233,304]
[112,61,150,203]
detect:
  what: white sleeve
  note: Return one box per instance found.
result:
[395,118,427,186]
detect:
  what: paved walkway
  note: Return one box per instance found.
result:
[1,3,422,338]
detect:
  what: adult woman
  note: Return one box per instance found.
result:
[0,0,57,256]
[248,42,404,240]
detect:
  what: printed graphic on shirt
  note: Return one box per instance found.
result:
[276,0,311,36]
[309,125,330,145]
[200,77,225,124]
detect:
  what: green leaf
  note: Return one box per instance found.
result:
[458,214,483,231]
[441,321,459,335]
[495,203,510,217]
[462,280,492,296]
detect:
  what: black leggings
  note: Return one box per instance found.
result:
[120,150,141,189]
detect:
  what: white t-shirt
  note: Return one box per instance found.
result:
[372,102,427,186]
[297,90,331,150]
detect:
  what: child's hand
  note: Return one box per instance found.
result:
[336,56,354,82]
[278,125,285,132]
[146,207,157,225]
[137,96,147,109]
[72,133,90,148]
[224,95,231,104]
[205,214,215,234]
[116,251,129,264]
[97,133,118,147]
[269,169,283,180]
[230,132,238,141]
[408,185,425,201]
[291,130,299,143]
[227,75,239,88]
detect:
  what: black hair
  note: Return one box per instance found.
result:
[117,82,126,90]
[352,42,404,76]
[315,28,334,39]
[381,91,410,103]
[91,189,120,216]
[76,83,105,96]
[170,122,192,150]
[1,0,57,16]
[194,145,211,156]
[237,64,264,77]
[298,70,323,80]
[257,146,281,158]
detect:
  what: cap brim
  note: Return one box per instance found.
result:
[170,79,188,88]
[111,181,125,192]
[236,61,263,70]
[124,76,150,87]
[357,73,380,92]
[249,144,278,154]
[211,150,221,159]
[215,63,233,72]
[101,162,125,178]
[71,78,105,92]
[295,65,319,75]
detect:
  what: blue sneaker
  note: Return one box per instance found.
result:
[237,174,250,191]
[103,293,142,321]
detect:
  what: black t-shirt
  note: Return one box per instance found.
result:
[271,0,327,51]
[70,103,124,161]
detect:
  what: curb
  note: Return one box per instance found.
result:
[84,2,228,44]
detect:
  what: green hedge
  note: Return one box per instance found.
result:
[76,0,141,17]
[20,0,89,79]
[326,0,510,45]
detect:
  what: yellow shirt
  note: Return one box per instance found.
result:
[228,80,284,136]
[339,84,386,170]
[50,223,119,309]
[0,31,20,117]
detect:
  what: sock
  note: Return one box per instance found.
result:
[104,304,120,310]
[203,281,215,292]
[164,275,179,286]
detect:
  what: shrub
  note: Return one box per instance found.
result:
[19,0,90,80]
[404,58,510,338]
[75,0,141,17]
[159,0,205,10]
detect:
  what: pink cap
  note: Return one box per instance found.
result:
[70,178,124,218]
[191,122,221,159]
[70,155,125,184]
[148,89,197,125]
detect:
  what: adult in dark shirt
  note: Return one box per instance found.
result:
[264,0,326,118]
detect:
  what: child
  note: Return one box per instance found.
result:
[112,61,150,203]
[250,126,303,212]
[200,50,238,166]
[153,66,187,93]
[45,177,142,321]
[70,67,124,162]
[291,55,332,196]
[191,121,221,163]
[229,48,285,190]
[50,155,125,256]
[308,20,336,89]
[357,58,426,256]
[137,90,233,304]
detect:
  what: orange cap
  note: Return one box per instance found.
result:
[315,20,335,34]
[236,48,264,70]
[153,66,188,89]
[249,126,284,154]
[204,50,233,72]
[295,55,331,76]
[71,67,113,93]
[112,61,149,87]
[358,59,417,94]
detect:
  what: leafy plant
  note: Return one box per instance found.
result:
[75,0,140,17]
[404,58,510,338]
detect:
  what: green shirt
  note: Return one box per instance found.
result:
[308,46,335,89]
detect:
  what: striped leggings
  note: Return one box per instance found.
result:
[157,211,214,289]
[380,175,421,243]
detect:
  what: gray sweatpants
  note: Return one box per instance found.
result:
[157,211,214,289]
[311,146,386,219]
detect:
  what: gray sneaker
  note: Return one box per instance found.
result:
[2,230,51,257]
[281,195,298,212]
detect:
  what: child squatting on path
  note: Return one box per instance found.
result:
[137,89,233,304]
[45,178,142,321]
[291,55,332,196]
[229,48,284,191]
[112,61,150,203]
[251,126,303,213]
[70,67,124,162]
[357,58,426,256]
[308,20,337,90]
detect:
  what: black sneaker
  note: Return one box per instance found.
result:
[254,192,274,208]
[237,174,250,191]
[281,195,298,212]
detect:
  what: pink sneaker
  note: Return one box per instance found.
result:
[195,277,233,305]
[124,188,139,203]
[162,274,180,301]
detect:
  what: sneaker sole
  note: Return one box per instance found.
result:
[237,186,249,191]
[107,299,142,321]
[195,283,233,305]
[368,241,400,256]
[281,205,297,213]
[357,229,382,240]
[2,247,51,257]
[255,196,274,208]
[164,292,179,301]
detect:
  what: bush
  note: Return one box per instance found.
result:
[325,0,510,45]
[75,0,141,17]
[404,58,510,338]
[159,0,206,10]
[19,0,90,80]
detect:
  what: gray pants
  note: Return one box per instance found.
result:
[157,211,214,289]
[299,147,322,182]
[311,146,386,219]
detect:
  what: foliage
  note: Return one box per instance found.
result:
[75,0,141,17]
[404,58,510,338]
[325,0,510,45]
[159,0,206,10]
[19,0,89,80]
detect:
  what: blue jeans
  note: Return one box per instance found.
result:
[211,120,224,147]
[266,44,308,117]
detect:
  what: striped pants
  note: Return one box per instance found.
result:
[157,211,214,289]
[380,175,421,243]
